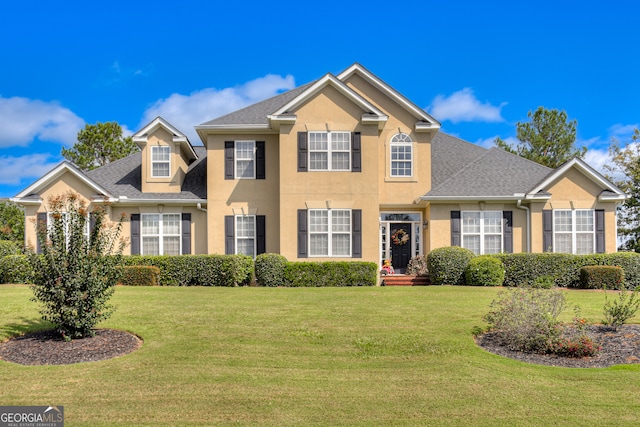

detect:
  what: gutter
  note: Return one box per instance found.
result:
[516,199,531,253]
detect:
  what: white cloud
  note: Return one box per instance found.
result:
[0,96,85,147]
[609,123,639,141]
[429,88,505,123]
[0,154,60,185]
[140,74,296,143]
[584,147,611,175]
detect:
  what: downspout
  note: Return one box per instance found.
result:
[196,203,207,213]
[516,199,530,253]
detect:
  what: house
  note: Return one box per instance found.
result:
[12,63,626,273]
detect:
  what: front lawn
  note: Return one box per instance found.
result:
[1,285,639,426]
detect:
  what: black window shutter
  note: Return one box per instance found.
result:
[256,141,266,180]
[451,211,461,246]
[352,209,362,258]
[298,132,308,172]
[542,210,553,252]
[225,216,235,255]
[182,213,191,255]
[503,211,513,253]
[352,132,361,172]
[256,215,266,255]
[298,209,308,258]
[595,209,605,253]
[130,214,140,255]
[224,141,234,180]
[36,212,47,254]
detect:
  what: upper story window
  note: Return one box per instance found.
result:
[141,213,181,255]
[309,131,351,171]
[390,133,413,177]
[151,146,171,178]
[235,141,256,179]
[462,211,502,255]
[554,209,594,254]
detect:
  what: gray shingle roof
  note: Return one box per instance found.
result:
[426,143,552,198]
[86,146,207,200]
[430,132,489,189]
[200,83,314,126]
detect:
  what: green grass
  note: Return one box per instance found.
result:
[1,285,639,426]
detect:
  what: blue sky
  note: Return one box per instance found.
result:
[1,0,638,198]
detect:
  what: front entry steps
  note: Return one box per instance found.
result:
[381,274,430,286]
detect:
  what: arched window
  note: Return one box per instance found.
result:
[390,133,413,177]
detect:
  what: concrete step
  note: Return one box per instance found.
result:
[381,275,431,286]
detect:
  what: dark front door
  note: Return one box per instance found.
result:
[390,223,412,273]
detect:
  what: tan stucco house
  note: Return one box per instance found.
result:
[12,63,626,272]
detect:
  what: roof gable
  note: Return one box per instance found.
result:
[13,162,116,203]
[337,63,440,131]
[528,157,626,201]
[133,117,198,161]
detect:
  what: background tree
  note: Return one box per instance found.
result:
[495,106,586,168]
[604,128,640,252]
[62,121,138,171]
[30,193,125,339]
[0,199,25,243]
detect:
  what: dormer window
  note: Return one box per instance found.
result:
[152,146,171,177]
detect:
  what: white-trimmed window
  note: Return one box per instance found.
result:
[47,212,90,246]
[141,213,181,255]
[235,215,256,257]
[151,146,171,177]
[390,133,413,177]
[461,211,502,255]
[309,131,351,171]
[309,209,351,257]
[235,141,256,179]
[554,209,595,254]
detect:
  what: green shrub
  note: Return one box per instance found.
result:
[118,265,160,286]
[283,262,377,287]
[579,266,624,290]
[531,276,555,289]
[427,246,475,286]
[465,256,504,286]
[0,240,20,257]
[406,256,429,276]
[255,253,288,287]
[492,252,640,289]
[0,254,34,284]
[602,287,640,329]
[123,254,253,286]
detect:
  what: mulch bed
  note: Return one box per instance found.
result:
[0,329,142,365]
[477,324,640,368]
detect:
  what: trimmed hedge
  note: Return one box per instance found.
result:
[283,262,378,287]
[465,256,504,286]
[492,252,640,289]
[427,246,475,285]
[0,240,20,258]
[123,254,253,286]
[0,255,35,284]
[255,253,288,287]
[118,265,161,286]
[579,265,624,290]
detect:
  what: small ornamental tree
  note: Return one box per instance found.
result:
[30,193,125,339]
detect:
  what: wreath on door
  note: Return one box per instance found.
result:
[391,228,409,245]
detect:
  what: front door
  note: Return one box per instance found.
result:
[390,223,412,273]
